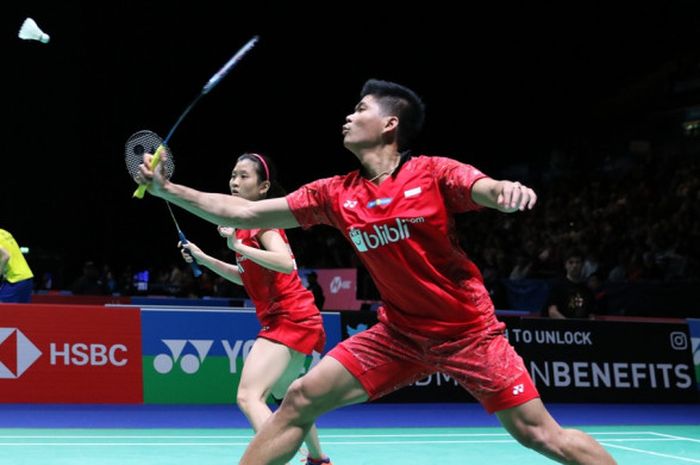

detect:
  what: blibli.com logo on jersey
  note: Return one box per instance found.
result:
[349,217,423,252]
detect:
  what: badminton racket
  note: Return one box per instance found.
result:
[132,35,259,198]
[125,130,202,277]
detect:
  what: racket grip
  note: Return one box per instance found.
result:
[132,145,164,199]
[178,231,203,278]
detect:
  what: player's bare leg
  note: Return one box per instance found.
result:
[268,350,326,460]
[236,338,328,460]
[497,398,617,464]
[236,338,295,432]
[239,357,368,465]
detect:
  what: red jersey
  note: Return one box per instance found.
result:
[286,155,498,337]
[234,228,319,325]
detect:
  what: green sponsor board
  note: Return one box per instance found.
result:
[143,354,319,404]
[143,356,244,404]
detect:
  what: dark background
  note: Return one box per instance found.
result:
[3,2,700,282]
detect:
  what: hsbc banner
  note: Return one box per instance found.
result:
[0,304,142,403]
[141,309,341,404]
[341,312,697,403]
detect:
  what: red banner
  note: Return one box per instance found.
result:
[0,304,142,403]
[314,269,363,311]
[31,293,131,305]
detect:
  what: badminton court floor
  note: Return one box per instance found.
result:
[1,403,698,464]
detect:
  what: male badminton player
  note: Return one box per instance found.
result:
[136,79,617,465]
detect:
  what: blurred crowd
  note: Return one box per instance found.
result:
[466,144,699,288]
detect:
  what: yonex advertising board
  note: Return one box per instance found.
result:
[141,309,341,404]
[0,304,142,403]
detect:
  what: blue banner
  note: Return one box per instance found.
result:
[688,319,700,391]
[141,309,340,403]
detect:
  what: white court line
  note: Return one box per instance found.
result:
[601,442,700,464]
[0,438,685,447]
[0,437,678,442]
[0,431,662,439]
[601,438,687,442]
[1,440,516,446]
[0,439,515,447]
[648,431,700,444]
[0,443,250,447]
[0,435,253,439]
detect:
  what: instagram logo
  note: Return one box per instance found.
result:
[670,332,688,351]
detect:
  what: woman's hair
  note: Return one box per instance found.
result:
[236,152,286,198]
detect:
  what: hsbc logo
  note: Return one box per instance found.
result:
[0,328,42,379]
[50,343,128,367]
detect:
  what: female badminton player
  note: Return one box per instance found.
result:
[179,153,331,465]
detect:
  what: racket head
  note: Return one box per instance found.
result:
[124,130,175,181]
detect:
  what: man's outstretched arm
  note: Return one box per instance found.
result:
[471,178,537,213]
[136,153,299,229]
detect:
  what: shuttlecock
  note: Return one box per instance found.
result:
[18,17,50,44]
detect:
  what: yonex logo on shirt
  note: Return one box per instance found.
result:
[512,383,525,395]
[348,218,417,252]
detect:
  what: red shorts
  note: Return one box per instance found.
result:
[259,313,326,355]
[328,320,539,413]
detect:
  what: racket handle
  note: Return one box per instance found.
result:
[178,231,203,278]
[132,145,164,199]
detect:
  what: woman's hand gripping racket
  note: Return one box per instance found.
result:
[125,130,202,277]
[132,35,259,199]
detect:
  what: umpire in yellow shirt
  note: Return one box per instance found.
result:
[0,229,34,303]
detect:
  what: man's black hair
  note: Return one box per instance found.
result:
[361,79,425,151]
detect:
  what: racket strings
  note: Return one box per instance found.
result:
[124,130,175,181]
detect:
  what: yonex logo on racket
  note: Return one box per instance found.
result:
[0,328,42,379]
